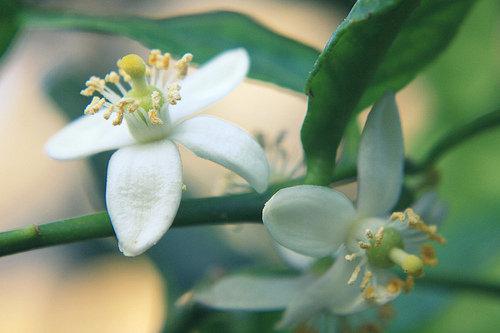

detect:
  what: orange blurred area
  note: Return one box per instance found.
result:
[0,0,430,331]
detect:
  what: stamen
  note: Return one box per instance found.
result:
[176,53,193,79]
[365,229,374,239]
[386,278,404,294]
[348,264,362,285]
[360,270,373,290]
[167,83,182,105]
[148,91,163,125]
[390,212,405,222]
[421,244,438,266]
[358,241,371,250]
[103,105,115,120]
[362,286,376,300]
[105,71,120,84]
[374,227,384,247]
[404,208,446,244]
[345,253,358,261]
[112,109,124,126]
[148,49,162,66]
[388,248,423,275]
[159,53,171,70]
[84,97,105,115]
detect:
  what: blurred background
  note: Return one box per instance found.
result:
[0,0,499,332]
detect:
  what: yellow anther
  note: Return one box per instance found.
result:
[176,53,193,78]
[148,49,161,66]
[119,68,131,82]
[390,212,405,222]
[159,53,171,69]
[374,227,384,247]
[362,286,376,301]
[360,270,373,290]
[112,109,124,126]
[421,244,438,266]
[105,71,120,84]
[386,278,404,294]
[388,248,423,275]
[85,76,105,92]
[117,54,146,78]
[148,110,163,125]
[80,87,94,96]
[358,241,371,250]
[103,105,114,120]
[84,97,105,115]
[348,264,361,285]
[365,229,374,239]
[167,83,182,105]
[345,253,357,261]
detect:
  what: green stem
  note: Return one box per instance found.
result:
[0,109,499,257]
[420,273,500,297]
[417,109,500,170]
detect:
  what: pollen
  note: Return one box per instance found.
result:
[167,83,182,105]
[390,212,405,222]
[84,97,105,115]
[403,275,415,293]
[345,253,358,261]
[362,286,376,301]
[358,241,371,250]
[159,53,171,70]
[105,71,121,84]
[148,49,162,66]
[386,278,404,294]
[176,53,193,79]
[365,229,374,239]
[360,270,373,290]
[348,264,362,285]
[374,227,384,247]
[421,244,438,266]
[148,91,163,125]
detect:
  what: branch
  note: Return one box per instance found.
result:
[0,108,499,257]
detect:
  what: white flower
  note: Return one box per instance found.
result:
[45,48,270,256]
[190,93,446,329]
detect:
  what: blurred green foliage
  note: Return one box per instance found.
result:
[0,0,20,59]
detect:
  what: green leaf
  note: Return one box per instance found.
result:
[0,0,21,60]
[302,0,420,185]
[22,10,319,93]
[301,0,476,185]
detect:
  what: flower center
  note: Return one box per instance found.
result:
[80,50,193,142]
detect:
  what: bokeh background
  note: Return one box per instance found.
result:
[0,0,499,332]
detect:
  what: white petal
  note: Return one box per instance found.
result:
[357,92,404,217]
[276,245,315,271]
[169,48,250,123]
[412,191,447,227]
[278,247,357,328]
[106,140,182,256]
[170,115,269,193]
[194,273,308,311]
[45,115,135,160]
[263,185,356,258]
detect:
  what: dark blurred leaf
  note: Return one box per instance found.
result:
[24,10,319,93]
[0,0,21,60]
[301,0,476,184]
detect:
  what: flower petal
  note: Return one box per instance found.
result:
[263,185,356,257]
[194,273,309,311]
[357,92,404,217]
[45,115,135,160]
[412,191,447,227]
[278,246,357,328]
[106,140,182,256]
[276,245,315,271]
[169,48,250,123]
[170,115,269,193]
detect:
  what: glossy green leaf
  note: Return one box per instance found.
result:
[302,0,476,185]
[23,10,319,93]
[0,0,20,60]
[302,0,420,185]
